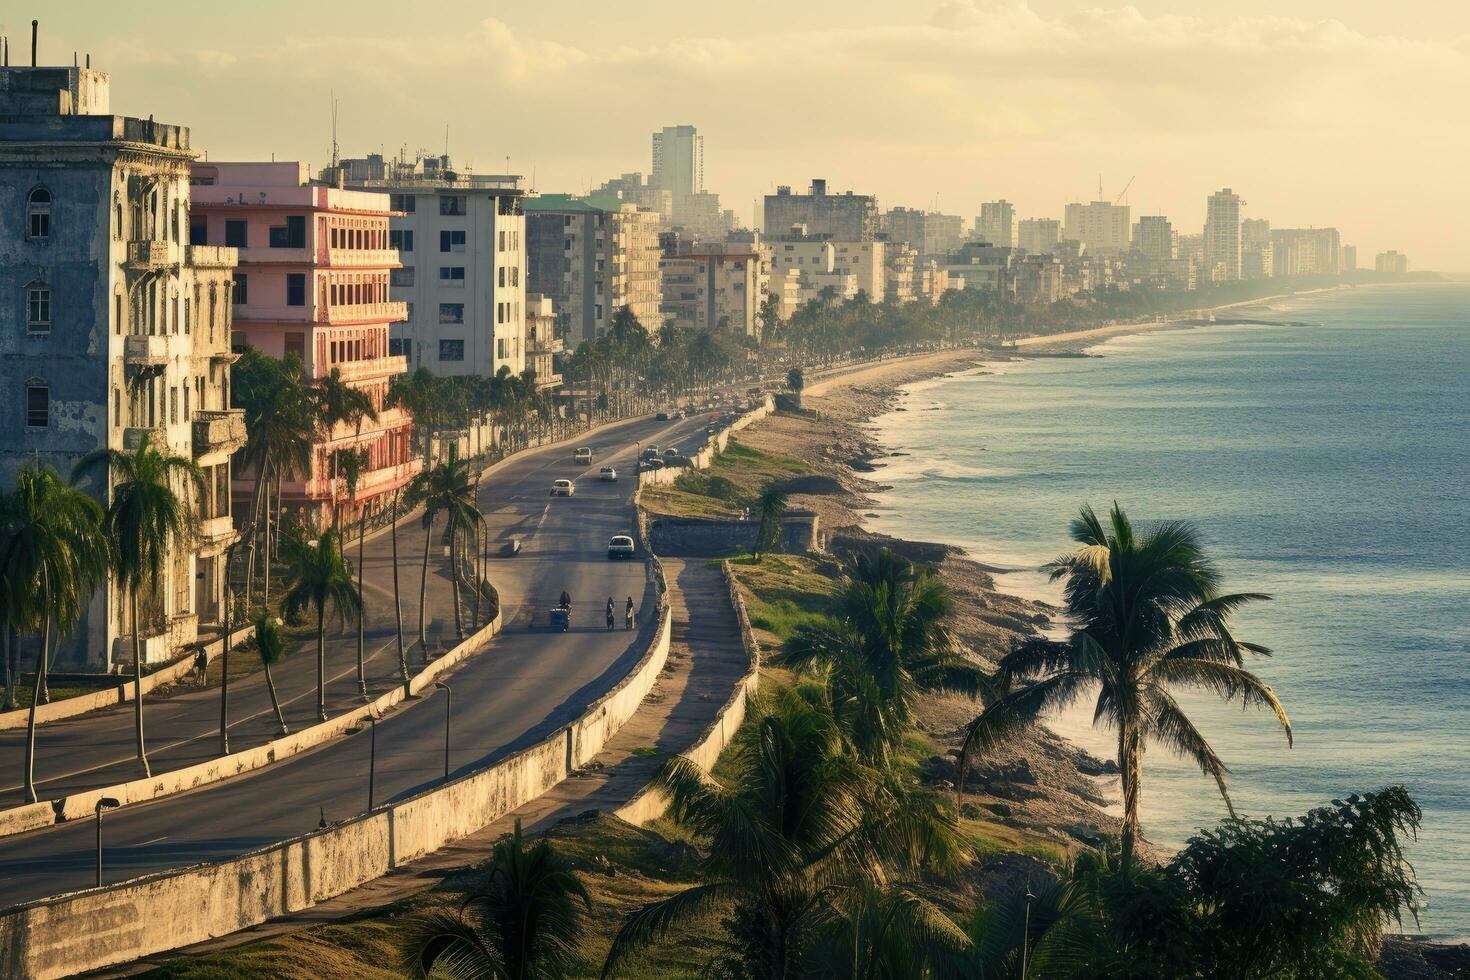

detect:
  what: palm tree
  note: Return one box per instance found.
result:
[960,503,1292,861]
[603,683,966,979]
[399,819,591,979]
[785,548,988,762]
[752,480,788,559]
[795,886,975,980]
[252,612,290,736]
[389,486,409,686]
[335,447,370,700]
[279,521,361,723]
[74,433,203,778]
[3,465,108,802]
[411,449,481,650]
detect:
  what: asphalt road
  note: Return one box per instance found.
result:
[0,412,714,907]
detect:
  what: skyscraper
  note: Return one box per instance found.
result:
[1133,216,1176,260]
[1203,188,1243,281]
[976,201,1015,247]
[650,125,703,200]
[1063,200,1131,254]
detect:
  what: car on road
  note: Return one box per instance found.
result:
[643,458,666,470]
[550,479,575,497]
[641,445,659,460]
[655,410,672,421]
[600,466,617,482]
[607,534,636,560]
[662,448,682,461]
[497,537,522,557]
[574,447,593,465]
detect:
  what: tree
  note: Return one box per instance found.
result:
[335,447,371,700]
[751,480,787,559]
[279,522,361,723]
[73,432,202,778]
[785,548,988,762]
[411,449,481,652]
[399,819,591,979]
[252,612,290,736]
[603,683,966,978]
[961,503,1292,861]
[3,465,108,802]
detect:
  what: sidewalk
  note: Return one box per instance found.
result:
[114,557,753,972]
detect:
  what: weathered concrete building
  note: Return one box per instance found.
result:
[334,153,527,379]
[659,242,767,337]
[190,161,418,525]
[765,179,878,242]
[0,63,244,668]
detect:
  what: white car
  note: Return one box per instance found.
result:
[600,466,618,482]
[550,479,575,497]
[607,535,636,560]
[574,447,593,465]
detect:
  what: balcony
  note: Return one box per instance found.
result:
[323,247,401,269]
[314,300,408,325]
[127,239,181,271]
[304,457,422,502]
[124,334,170,367]
[187,245,238,268]
[327,354,408,384]
[192,409,247,456]
[123,426,167,451]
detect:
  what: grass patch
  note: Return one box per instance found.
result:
[724,554,837,647]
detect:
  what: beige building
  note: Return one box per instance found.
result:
[1018,217,1061,254]
[765,179,878,241]
[1063,200,1131,255]
[659,244,767,337]
[1203,188,1243,281]
[883,206,964,258]
[976,200,1016,247]
[597,173,673,225]
[524,293,563,389]
[885,242,918,303]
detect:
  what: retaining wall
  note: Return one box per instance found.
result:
[0,586,673,980]
[614,559,763,826]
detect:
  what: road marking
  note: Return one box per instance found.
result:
[136,835,168,846]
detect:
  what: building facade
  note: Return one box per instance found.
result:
[1271,227,1342,276]
[1063,200,1130,255]
[336,154,527,379]
[882,207,964,258]
[659,243,766,337]
[765,179,878,241]
[1,64,245,668]
[1375,250,1409,274]
[1018,217,1061,254]
[1203,188,1243,281]
[191,161,418,525]
[975,200,1015,247]
[524,293,563,389]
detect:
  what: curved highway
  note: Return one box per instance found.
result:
[0,412,714,907]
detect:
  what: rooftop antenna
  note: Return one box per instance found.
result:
[1098,174,1103,200]
[32,19,39,67]
[329,90,340,169]
[444,124,449,159]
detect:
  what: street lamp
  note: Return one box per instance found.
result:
[95,797,120,887]
[366,715,378,811]
[435,681,452,780]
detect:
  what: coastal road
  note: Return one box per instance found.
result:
[0,412,712,907]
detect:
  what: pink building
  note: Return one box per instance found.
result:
[189,162,419,522]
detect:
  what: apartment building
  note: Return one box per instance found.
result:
[940,242,1018,294]
[191,161,418,525]
[659,243,767,337]
[883,207,965,259]
[765,179,878,241]
[1271,227,1342,276]
[1063,200,1131,255]
[333,153,526,379]
[1018,217,1061,254]
[1203,188,1243,281]
[975,200,1015,247]
[0,63,244,668]
[524,293,563,390]
[1375,250,1409,274]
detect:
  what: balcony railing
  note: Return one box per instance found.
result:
[127,239,181,270]
[192,409,247,456]
[323,247,402,268]
[123,426,167,451]
[124,334,170,367]
[325,354,409,383]
[305,457,422,501]
[314,301,409,324]
[197,514,237,545]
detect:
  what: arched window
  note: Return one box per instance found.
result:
[25,378,49,428]
[26,281,51,335]
[27,188,51,240]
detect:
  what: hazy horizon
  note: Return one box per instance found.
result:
[11,0,1468,271]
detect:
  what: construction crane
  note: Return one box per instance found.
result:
[1114,175,1135,206]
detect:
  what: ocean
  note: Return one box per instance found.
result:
[867,284,1470,938]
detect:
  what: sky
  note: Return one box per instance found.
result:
[9,1,1468,271]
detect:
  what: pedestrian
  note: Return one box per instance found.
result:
[624,596,635,630]
[605,597,615,631]
[193,648,209,688]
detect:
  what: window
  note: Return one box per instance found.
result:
[438,339,464,361]
[27,188,51,240]
[170,386,178,425]
[439,230,466,253]
[26,282,51,334]
[438,303,464,325]
[390,194,416,214]
[439,267,465,285]
[439,196,466,216]
[388,337,408,358]
[389,229,413,252]
[269,215,307,249]
[498,230,506,251]
[225,220,248,248]
[284,332,305,359]
[183,298,191,335]
[497,337,508,359]
[391,266,415,287]
[189,217,207,246]
[25,380,48,428]
[113,387,121,428]
[286,273,306,306]
[498,267,506,287]
[231,273,247,305]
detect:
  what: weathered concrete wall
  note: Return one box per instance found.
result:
[614,559,762,826]
[0,551,675,979]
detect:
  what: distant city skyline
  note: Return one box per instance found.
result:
[10,0,1465,269]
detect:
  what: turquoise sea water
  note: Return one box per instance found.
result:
[867,284,1470,938]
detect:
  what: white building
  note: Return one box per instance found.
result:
[1063,200,1131,255]
[1203,188,1243,281]
[339,154,526,378]
[1133,216,1176,260]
